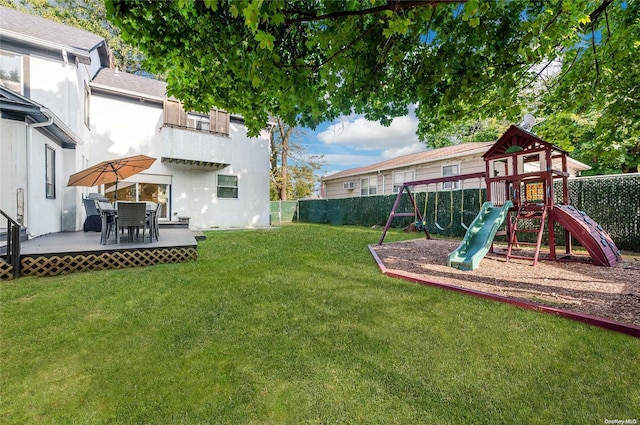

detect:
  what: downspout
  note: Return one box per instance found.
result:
[25,111,54,233]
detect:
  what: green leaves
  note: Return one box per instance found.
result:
[383,17,411,37]
[242,0,261,31]
[104,0,638,171]
[203,0,218,11]
[254,30,275,50]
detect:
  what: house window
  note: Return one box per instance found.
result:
[0,50,23,94]
[84,82,90,129]
[104,182,169,219]
[442,164,459,190]
[45,145,55,199]
[360,176,377,196]
[217,175,238,199]
[393,170,415,193]
[187,113,210,131]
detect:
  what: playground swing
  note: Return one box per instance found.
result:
[434,183,454,231]
[459,178,483,230]
[414,185,430,231]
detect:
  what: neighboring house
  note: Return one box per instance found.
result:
[0,6,270,237]
[321,141,590,199]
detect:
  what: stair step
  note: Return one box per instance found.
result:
[192,230,206,241]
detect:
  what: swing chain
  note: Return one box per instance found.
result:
[434,182,454,231]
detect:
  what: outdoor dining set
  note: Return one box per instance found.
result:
[67,154,161,245]
[83,195,160,245]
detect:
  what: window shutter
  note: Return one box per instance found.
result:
[164,100,180,126]
[165,100,188,126]
[178,103,187,127]
[210,109,229,135]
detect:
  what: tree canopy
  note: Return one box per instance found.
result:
[106,0,638,171]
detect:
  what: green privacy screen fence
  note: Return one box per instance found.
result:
[299,189,487,238]
[270,201,299,224]
[298,173,640,251]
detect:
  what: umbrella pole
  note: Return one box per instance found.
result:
[111,163,119,204]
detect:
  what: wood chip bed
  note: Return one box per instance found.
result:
[371,238,640,327]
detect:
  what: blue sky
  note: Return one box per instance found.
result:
[301,109,428,178]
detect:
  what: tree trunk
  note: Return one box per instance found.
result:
[278,118,294,201]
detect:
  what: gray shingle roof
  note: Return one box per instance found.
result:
[0,6,104,52]
[91,67,167,100]
[322,142,494,181]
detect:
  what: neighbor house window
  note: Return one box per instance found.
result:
[84,82,90,129]
[0,50,23,94]
[393,170,415,193]
[360,176,377,196]
[442,164,459,190]
[187,113,210,131]
[217,175,238,198]
[45,145,55,198]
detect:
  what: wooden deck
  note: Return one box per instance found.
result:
[4,227,201,279]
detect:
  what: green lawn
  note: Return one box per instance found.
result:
[1,223,638,424]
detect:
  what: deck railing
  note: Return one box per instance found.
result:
[0,209,21,279]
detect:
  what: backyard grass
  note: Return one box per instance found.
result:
[1,223,638,424]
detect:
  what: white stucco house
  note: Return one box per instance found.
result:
[0,6,271,238]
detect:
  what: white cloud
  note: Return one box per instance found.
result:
[317,114,420,151]
[380,142,427,160]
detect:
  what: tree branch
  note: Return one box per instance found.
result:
[591,22,600,90]
[285,0,464,25]
[311,22,381,73]
[588,0,614,23]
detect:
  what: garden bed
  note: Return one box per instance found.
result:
[371,238,640,327]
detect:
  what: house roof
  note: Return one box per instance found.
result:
[322,142,494,181]
[0,6,105,54]
[91,68,246,123]
[90,67,168,101]
[0,86,81,149]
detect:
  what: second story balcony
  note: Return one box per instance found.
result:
[160,101,232,167]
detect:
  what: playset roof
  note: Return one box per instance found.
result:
[482,125,568,160]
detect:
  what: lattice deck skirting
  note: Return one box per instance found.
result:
[0,259,14,280]
[19,247,198,277]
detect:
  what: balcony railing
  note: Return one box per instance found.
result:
[160,126,232,167]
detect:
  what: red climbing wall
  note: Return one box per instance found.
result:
[554,204,621,267]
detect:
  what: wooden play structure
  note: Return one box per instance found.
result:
[378,125,622,270]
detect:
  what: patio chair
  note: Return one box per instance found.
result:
[87,192,109,202]
[82,198,101,232]
[97,201,117,244]
[116,202,149,243]
[145,202,161,242]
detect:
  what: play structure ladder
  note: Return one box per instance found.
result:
[507,205,547,266]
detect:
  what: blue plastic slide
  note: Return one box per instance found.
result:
[447,201,513,271]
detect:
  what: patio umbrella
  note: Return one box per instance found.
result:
[67,154,157,202]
